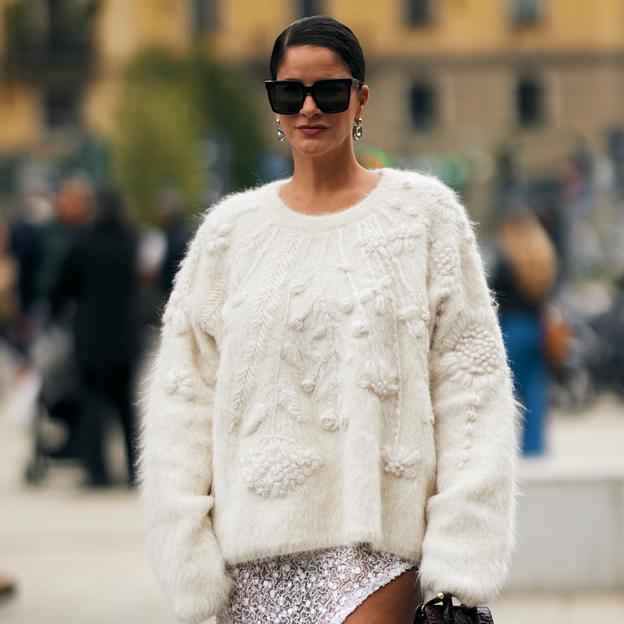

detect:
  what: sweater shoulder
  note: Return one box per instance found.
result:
[382,167,464,216]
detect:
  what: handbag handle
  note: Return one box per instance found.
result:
[441,593,455,623]
[418,592,456,623]
[417,592,481,623]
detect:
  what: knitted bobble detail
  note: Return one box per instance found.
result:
[203,221,233,255]
[382,445,421,479]
[358,360,400,398]
[164,368,195,400]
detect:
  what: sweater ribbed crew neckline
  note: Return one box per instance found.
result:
[267,167,390,232]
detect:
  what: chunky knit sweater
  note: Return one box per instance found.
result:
[139,167,520,624]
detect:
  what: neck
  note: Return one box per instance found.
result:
[289,143,367,194]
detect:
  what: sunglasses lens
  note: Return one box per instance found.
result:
[271,82,303,114]
[315,81,351,113]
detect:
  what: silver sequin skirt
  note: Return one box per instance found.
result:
[215,543,420,624]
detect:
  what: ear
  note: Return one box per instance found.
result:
[356,84,370,118]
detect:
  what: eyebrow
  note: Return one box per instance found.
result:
[278,76,349,81]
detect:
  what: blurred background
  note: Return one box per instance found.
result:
[0,0,623,622]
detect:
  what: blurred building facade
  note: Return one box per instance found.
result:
[1,0,624,195]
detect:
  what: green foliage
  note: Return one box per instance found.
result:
[114,48,267,223]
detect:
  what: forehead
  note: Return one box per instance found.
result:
[276,45,351,81]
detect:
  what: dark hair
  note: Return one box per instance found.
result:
[269,16,365,83]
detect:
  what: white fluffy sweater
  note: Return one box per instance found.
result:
[139,167,520,623]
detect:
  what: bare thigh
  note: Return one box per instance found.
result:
[343,567,423,624]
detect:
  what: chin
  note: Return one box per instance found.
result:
[290,136,348,159]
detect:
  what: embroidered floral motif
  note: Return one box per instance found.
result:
[319,409,346,432]
[241,402,268,436]
[277,386,307,422]
[437,309,504,389]
[163,290,191,335]
[431,240,459,278]
[352,321,369,337]
[241,436,322,498]
[397,294,430,324]
[164,368,195,400]
[300,377,316,393]
[357,227,423,258]
[389,198,420,216]
[360,275,393,315]
[382,445,421,479]
[281,341,303,371]
[457,395,480,469]
[203,221,232,255]
[358,360,399,398]
[289,314,305,331]
[388,225,424,255]
[290,277,312,296]
[339,298,354,314]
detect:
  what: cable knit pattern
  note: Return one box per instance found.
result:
[138,167,520,622]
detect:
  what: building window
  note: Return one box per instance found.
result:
[404,0,434,26]
[509,0,544,26]
[190,0,218,35]
[516,76,544,127]
[295,0,322,18]
[42,85,81,131]
[409,81,436,131]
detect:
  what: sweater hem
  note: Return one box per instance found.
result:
[220,531,423,568]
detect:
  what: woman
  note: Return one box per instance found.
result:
[139,16,519,624]
[491,204,557,456]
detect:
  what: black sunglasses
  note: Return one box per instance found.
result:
[265,78,362,115]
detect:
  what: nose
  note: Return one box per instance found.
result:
[300,92,320,116]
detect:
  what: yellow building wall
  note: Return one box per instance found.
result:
[0,83,39,149]
[192,0,624,68]
[0,0,40,149]
[3,0,624,152]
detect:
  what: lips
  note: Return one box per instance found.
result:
[296,125,328,136]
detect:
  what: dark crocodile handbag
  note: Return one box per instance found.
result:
[414,592,495,624]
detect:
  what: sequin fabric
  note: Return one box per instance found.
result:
[216,543,420,624]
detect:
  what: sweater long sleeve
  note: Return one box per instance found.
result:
[138,167,519,617]
[139,218,232,623]
[418,186,521,606]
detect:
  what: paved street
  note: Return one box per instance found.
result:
[1,384,623,623]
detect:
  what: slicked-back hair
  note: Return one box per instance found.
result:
[269,15,365,83]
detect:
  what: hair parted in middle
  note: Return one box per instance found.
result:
[269,15,366,83]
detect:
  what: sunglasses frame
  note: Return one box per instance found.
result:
[265,77,362,115]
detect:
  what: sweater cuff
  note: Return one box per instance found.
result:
[417,529,513,607]
[154,529,233,623]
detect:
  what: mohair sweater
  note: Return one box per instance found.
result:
[139,167,520,623]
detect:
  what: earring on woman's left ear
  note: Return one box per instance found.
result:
[353,117,363,141]
[275,118,286,142]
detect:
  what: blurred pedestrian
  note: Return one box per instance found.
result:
[0,219,19,350]
[156,188,193,299]
[139,15,519,624]
[492,202,558,456]
[32,176,94,460]
[36,176,94,314]
[7,194,50,360]
[56,188,141,487]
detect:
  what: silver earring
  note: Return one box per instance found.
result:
[353,117,363,141]
[275,118,286,142]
